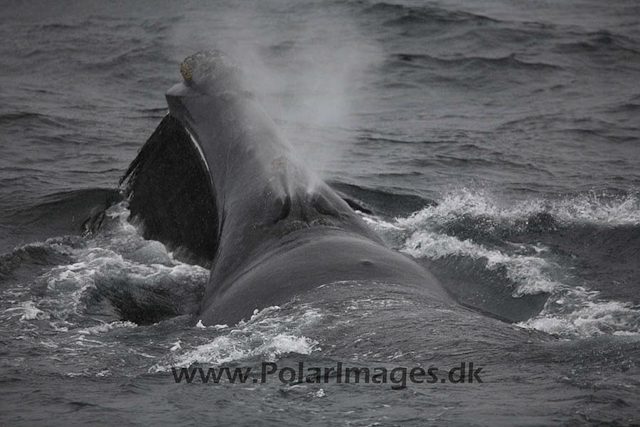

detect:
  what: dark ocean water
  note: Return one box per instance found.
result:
[1,0,639,425]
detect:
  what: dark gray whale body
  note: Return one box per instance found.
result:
[122,51,449,326]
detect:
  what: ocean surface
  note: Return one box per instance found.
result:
[1,0,639,425]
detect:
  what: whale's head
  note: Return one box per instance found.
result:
[165,51,253,127]
[179,51,247,95]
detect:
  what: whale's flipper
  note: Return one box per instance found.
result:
[120,114,219,267]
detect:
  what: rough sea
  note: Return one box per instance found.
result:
[1,0,639,425]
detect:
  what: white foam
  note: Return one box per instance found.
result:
[518,297,639,338]
[76,321,137,335]
[41,231,208,323]
[2,203,210,329]
[150,306,322,372]
[402,230,562,295]
[397,188,640,228]
[4,301,49,321]
[360,188,640,337]
[312,389,326,398]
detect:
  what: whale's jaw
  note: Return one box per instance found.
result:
[120,114,219,267]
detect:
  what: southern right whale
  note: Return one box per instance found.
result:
[121,51,450,326]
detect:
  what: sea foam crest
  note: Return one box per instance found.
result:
[402,230,561,295]
[364,207,563,296]
[518,295,639,338]
[361,188,640,338]
[149,306,322,372]
[399,187,640,227]
[3,300,49,321]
